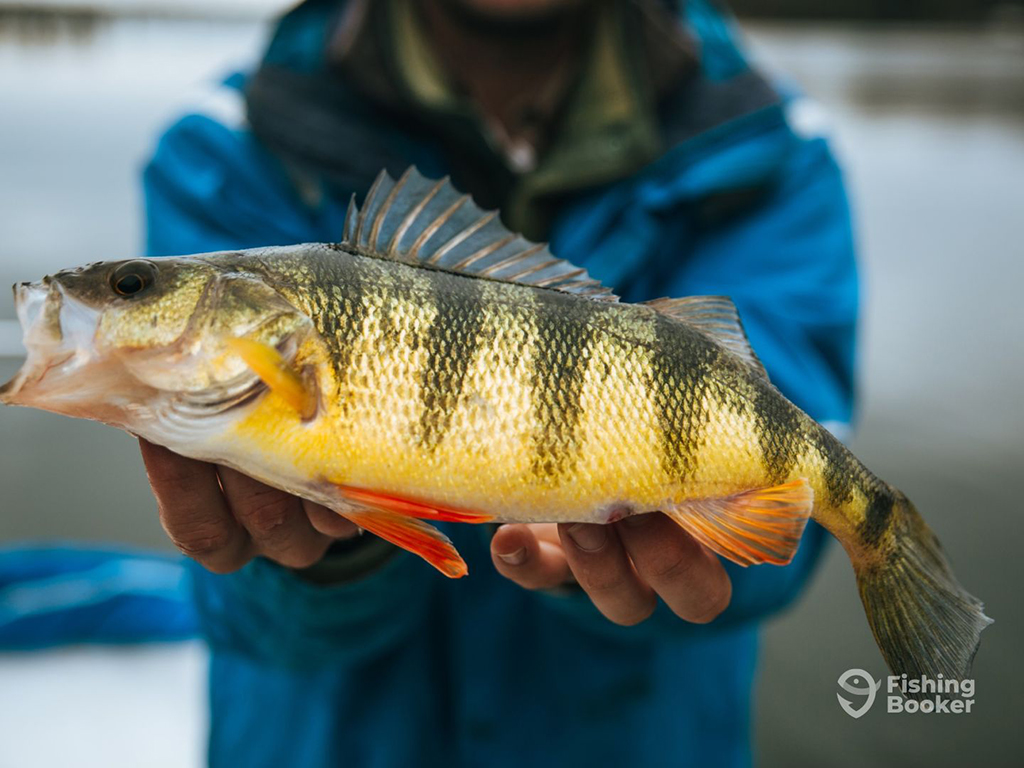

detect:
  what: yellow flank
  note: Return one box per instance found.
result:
[567,311,666,517]
[219,263,859,527]
[798,447,872,550]
[687,388,776,499]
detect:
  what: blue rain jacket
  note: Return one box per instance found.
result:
[140,2,858,766]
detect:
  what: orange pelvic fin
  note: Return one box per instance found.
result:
[226,337,316,419]
[662,479,814,566]
[340,509,468,578]
[335,485,494,524]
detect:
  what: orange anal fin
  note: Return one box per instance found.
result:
[662,479,814,567]
[340,510,468,578]
[336,485,494,524]
[226,337,316,418]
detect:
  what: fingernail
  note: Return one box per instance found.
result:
[498,547,526,566]
[566,523,608,552]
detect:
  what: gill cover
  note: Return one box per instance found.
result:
[117,267,316,396]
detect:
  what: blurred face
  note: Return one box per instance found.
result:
[438,0,589,24]
[459,0,581,14]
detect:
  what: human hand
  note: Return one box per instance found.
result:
[139,439,360,573]
[490,515,732,626]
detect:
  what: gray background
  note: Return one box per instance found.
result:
[0,5,1021,766]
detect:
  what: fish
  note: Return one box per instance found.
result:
[0,168,990,688]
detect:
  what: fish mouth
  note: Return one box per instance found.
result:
[0,276,276,430]
[0,280,105,409]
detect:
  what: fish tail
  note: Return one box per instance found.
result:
[853,493,991,693]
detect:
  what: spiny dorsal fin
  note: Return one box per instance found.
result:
[341,167,618,302]
[644,296,768,380]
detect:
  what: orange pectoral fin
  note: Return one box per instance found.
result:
[226,337,317,419]
[335,485,494,524]
[341,510,468,578]
[662,479,814,567]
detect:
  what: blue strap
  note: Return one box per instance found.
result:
[0,545,197,649]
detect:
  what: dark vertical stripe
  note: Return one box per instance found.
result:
[751,380,803,485]
[529,290,597,480]
[808,418,895,547]
[811,425,856,508]
[648,315,720,485]
[859,489,895,547]
[417,275,488,451]
[310,249,368,398]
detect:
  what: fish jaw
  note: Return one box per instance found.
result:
[0,280,143,424]
[1,280,74,404]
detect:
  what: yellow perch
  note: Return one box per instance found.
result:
[0,168,990,689]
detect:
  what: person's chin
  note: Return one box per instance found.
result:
[436,0,587,28]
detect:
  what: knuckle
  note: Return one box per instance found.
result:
[168,524,235,560]
[649,549,698,583]
[235,491,293,537]
[144,454,204,491]
[583,570,630,596]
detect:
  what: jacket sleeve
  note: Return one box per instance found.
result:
[143,94,435,666]
[541,117,858,639]
[144,109,335,256]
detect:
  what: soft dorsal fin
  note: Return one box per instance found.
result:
[341,168,619,302]
[644,296,769,380]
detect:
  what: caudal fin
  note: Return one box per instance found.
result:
[855,497,991,694]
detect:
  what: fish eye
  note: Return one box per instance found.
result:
[110,261,157,298]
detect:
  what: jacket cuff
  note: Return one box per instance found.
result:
[295,536,397,585]
[190,548,434,667]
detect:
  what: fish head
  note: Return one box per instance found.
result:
[0,256,313,438]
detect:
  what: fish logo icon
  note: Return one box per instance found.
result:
[837,669,880,719]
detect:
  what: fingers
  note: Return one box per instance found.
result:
[139,439,254,574]
[217,466,332,569]
[491,524,571,590]
[140,440,342,572]
[304,502,362,540]
[558,522,657,626]
[494,515,731,627]
[616,513,731,624]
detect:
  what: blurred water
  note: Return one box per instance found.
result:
[0,13,270,327]
[0,13,1022,768]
